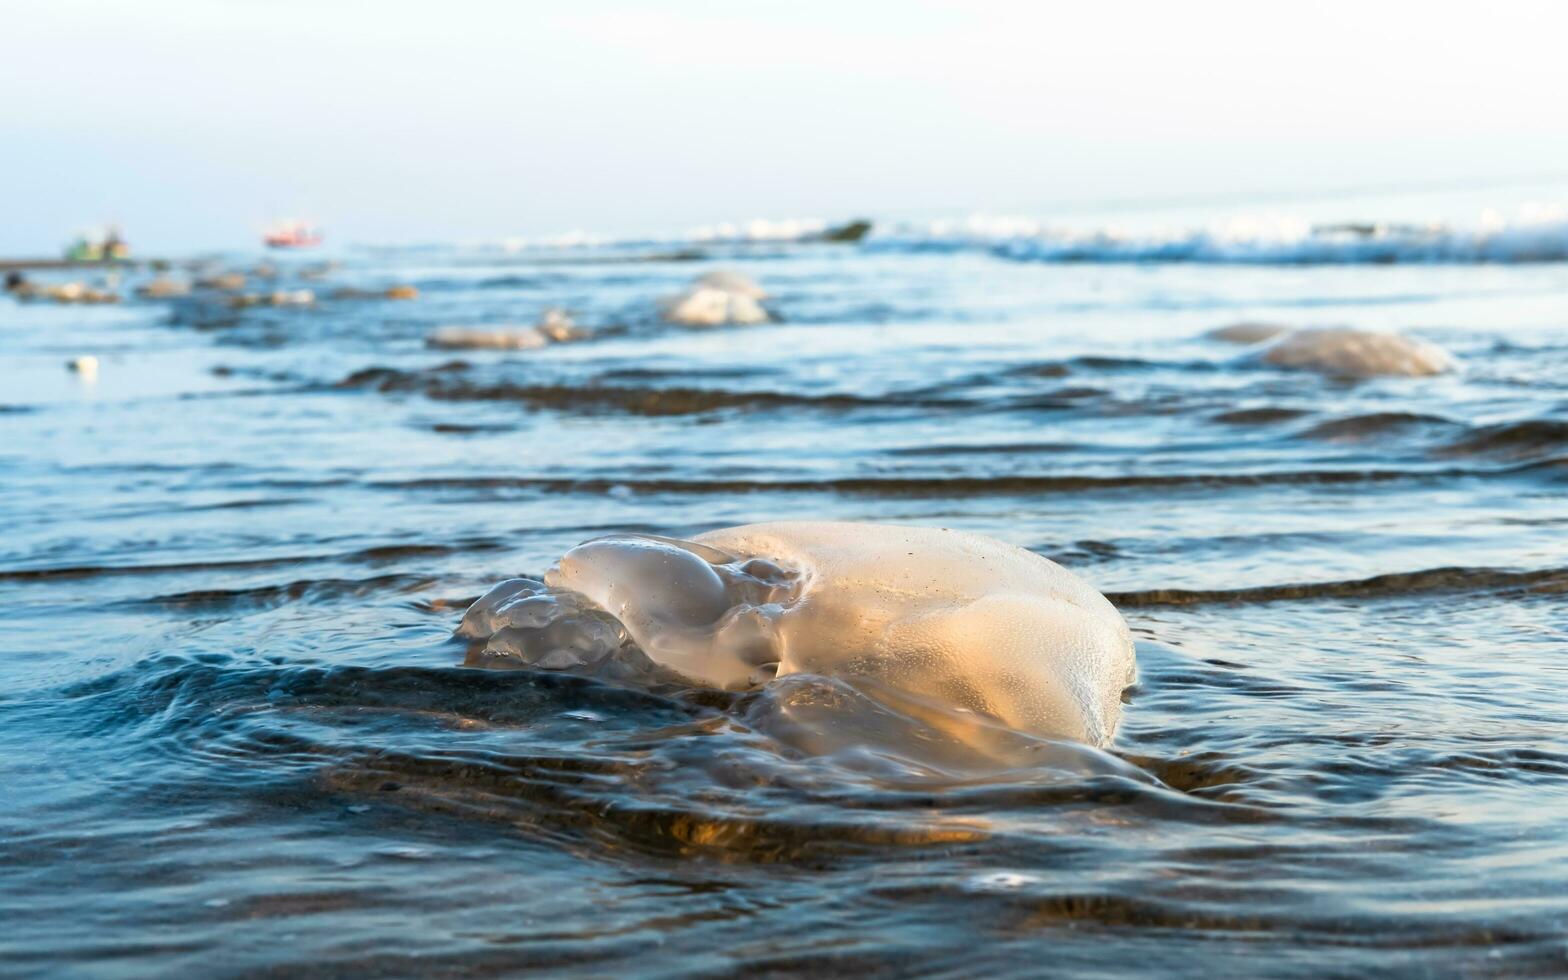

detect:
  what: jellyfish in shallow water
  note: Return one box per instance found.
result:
[1258,327,1456,377]
[1206,323,1457,377]
[458,522,1137,749]
[658,270,769,326]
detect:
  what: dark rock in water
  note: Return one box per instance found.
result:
[819,218,873,243]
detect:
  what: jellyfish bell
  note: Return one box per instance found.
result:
[459,522,1137,749]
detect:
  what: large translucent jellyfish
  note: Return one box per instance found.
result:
[458,523,1137,748]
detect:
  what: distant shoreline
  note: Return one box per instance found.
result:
[0,258,150,272]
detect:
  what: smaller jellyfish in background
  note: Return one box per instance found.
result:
[658,270,770,327]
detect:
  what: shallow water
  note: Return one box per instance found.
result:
[3,209,1568,977]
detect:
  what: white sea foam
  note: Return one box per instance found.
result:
[411,203,1568,264]
[689,217,827,243]
[488,216,833,252]
[458,522,1137,749]
[868,206,1568,264]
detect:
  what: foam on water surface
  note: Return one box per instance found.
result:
[459,522,1137,748]
[866,205,1568,264]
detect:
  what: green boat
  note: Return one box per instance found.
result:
[65,227,130,263]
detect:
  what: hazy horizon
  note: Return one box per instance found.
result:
[6,0,1568,252]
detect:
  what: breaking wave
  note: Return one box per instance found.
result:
[868,207,1568,264]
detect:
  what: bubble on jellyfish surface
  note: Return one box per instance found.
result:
[456,522,1138,755]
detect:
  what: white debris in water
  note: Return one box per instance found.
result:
[659,271,769,327]
[459,523,1137,748]
[1259,327,1457,378]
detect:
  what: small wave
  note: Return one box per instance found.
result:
[1006,355,1193,375]
[479,216,853,252]
[592,365,783,383]
[335,367,951,416]
[370,466,1507,500]
[885,441,1086,457]
[1212,407,1312,425]
[131,573,435,613]
[0,539,502,583]
[1298,412,1460,442]
[1108,565,1568,608]
[476,275,542,289]
[868,207,1568,264]
[1436,419,1568,460]
[51,656,1178,862]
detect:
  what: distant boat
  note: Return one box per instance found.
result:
[264,220,324,249]
[64,226,130,263]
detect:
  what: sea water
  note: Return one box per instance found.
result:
[2,183,1567,976]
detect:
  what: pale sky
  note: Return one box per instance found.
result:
[4,0,1567,252]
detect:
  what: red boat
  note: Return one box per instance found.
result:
[264,220,323,249]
